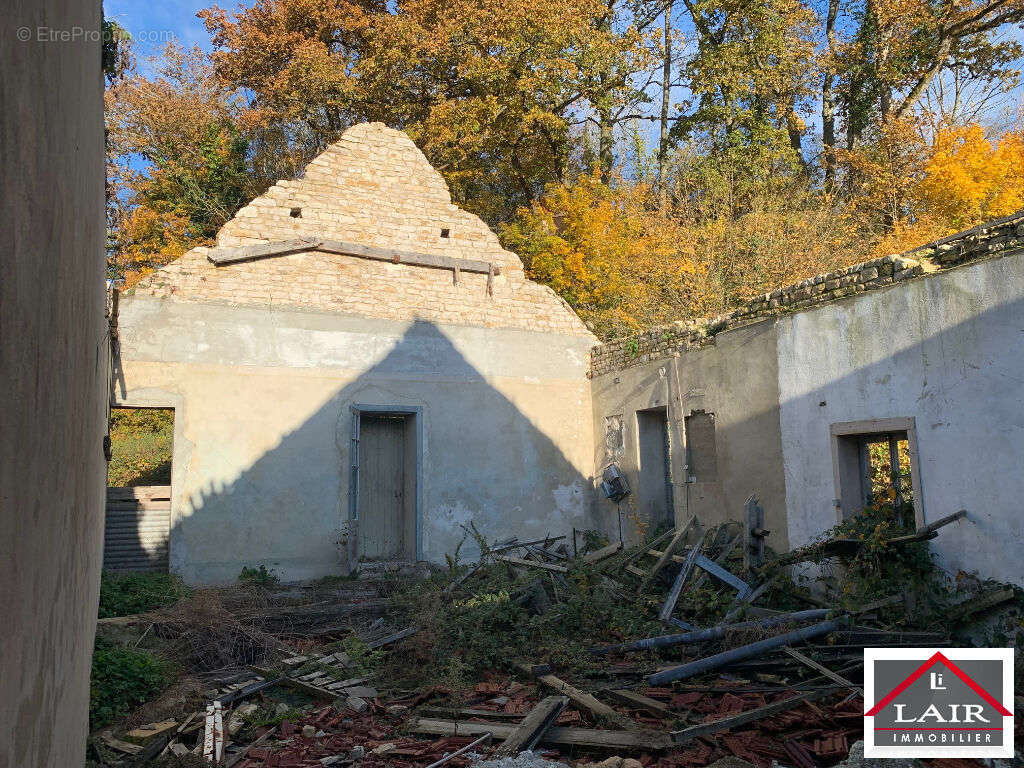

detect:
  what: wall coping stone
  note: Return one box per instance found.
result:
[589,208,1024,378]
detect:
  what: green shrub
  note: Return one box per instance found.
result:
[239,565,280,588]
[98,571,189,618]
[108,407,173,486]
[90,637,172,728]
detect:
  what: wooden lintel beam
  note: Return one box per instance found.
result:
[206,237,501,276]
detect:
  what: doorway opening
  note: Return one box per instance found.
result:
[636,407,674,530]
[105,407,174,572]
[350,407,420,562]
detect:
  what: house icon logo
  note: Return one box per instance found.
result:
[864,648,1014,758]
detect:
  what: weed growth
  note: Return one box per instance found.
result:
[98,571,189,618]
[90,637,173,728]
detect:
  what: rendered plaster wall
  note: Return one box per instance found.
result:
[116,296,595,584]
[777,250,1024,585]
[0,2,107,766]
[589,321,789,552]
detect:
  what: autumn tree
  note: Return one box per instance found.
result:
[825,0,1024,158]
[501,173,705,337]
[199,0,649,222]
[106,44,256,284]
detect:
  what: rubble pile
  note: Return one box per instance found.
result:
[89,506,1023,768]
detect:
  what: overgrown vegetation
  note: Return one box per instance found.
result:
[384,560,664,688]
[90,637,173,728]
[107,407,173,487]
[98,571,189,619]
[820,502,946,620]
[239,565,281,589]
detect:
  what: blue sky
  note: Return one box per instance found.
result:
[105,0,1022,138]
[104,0,213,58]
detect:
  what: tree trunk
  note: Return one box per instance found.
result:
[821,0,839,190]
[658,0,673,197]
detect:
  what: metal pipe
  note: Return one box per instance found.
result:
[422,731,493,768]
[592,609,831,654]
[647,618,844,685]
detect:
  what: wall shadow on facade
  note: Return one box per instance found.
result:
[116,318,594,584]
[775,287,1024,586]
[592,277,1024,587]
[590,319,789,553]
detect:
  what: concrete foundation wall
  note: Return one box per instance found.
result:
[0,1,107,765]
[777,251,1024,584]
[117,296,595,584]
[589,321,790,552]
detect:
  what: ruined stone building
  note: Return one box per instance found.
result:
[114,123,596,584]
[113,122,1024,589]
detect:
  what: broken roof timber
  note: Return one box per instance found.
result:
[205,237,502,276]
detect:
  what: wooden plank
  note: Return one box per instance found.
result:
[423,732,494,768]
[494,695,568,757]
[107,489,171,501]
[409,719,671,751]
[691,529,742,590]
[365,626,416,649]
[317,238,501,275]
[659,542,703,622]
[206,238,322,264]
[694,554,750,596]
[203,702,224,764]
[722,574,778,624]
[888,509,968,544]
[224,728,276,768]
[783,647,863,695]
[205,236,502,276]
[496,556,568,574]
[604,689,671,717]
[743,495,766,571]
[582,541,623,564]
[618,527,680,570]
[946,588,1016,620]
[671,688,838,744]
[521,666,635,730]
[638,517,694,593]
[105,501,171,512]
[101,733,144,755]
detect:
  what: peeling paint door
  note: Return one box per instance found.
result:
[357,414,407,560]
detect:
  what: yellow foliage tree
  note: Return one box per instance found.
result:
[501,173,704,338]
[916,124,1024,228]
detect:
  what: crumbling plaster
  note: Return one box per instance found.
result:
[778,250,1024,585]
[589,321,790,553]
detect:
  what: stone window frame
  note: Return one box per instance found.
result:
[829,417,924,528]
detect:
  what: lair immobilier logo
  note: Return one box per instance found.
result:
[864,648,1014,758]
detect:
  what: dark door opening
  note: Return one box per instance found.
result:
[637,407,674,530]
[356,412,417,561]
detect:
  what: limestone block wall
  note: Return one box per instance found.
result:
[134,123,590,337]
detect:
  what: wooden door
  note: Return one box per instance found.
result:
[357,414,406,560]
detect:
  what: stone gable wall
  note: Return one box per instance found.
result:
[132,123,592,338]
[590,211,1024,377]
